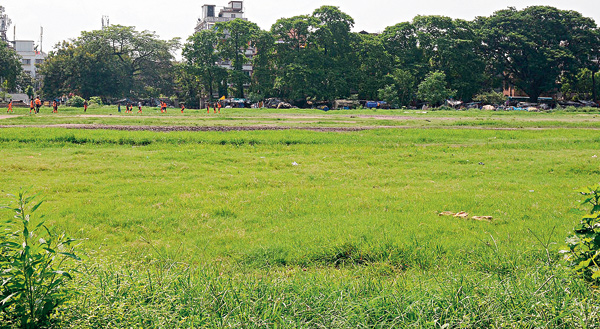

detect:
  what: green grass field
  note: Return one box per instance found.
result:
[2,107,600,327]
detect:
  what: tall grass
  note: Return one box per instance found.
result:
[1,126,600,326]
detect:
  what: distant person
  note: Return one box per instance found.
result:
[137,101,143,114]
[118,103,121,113]
[52,100,58,113]
[30,99,35,114]
[127,103,132,113]
[217,101,221,114]
[7,100,13,113]
[83,100,88,112]
[206,102,210,114]
[34,97,42,113]
[180,103,185,113]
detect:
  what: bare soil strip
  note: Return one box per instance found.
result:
[1,123,596,132]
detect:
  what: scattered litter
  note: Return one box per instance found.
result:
[593,155,598,158]
[529,190,535,193]
[478,162,485,165]
[440,211,494,222]
[454,212,469,219]
[472,216,493,222]
[260,157,265,159]
[292,162,299,166]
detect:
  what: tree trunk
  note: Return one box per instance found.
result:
[593,70,597,103]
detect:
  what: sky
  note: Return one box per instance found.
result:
[2,0,599,54]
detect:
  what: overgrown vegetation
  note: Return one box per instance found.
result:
[564,185,600,282]
[1,112,600,326]
[0,191,80,328]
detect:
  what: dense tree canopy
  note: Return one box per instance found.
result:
[32,5,600,107]
[0,41,24,91]
[39,25,179,99]
[477,6,598,102]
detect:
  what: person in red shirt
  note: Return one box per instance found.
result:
[7,100,13,113]
[30,100,35,114]
[180,103,185,113]
[52,100,58,113]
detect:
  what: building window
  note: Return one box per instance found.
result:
[231,14,236,18]
[22,59,31,65]
[35,59,44,64]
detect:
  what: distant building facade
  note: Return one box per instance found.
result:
[195,1,247,32]
[14,40,46,79]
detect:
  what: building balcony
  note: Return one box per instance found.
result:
[200,16,247,23]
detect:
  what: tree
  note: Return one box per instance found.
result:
[354,33,393,100]
[413,16,486,101]
[250,30,276,101]
[270,15,320,103]
[216,19,260,98]
[417,71,455,106]
[38,26,179,99]
[378,69,416,107]
[0,41,23,90]
[311,6,358,101]
[477,6,598,102]
[182,29,227,101]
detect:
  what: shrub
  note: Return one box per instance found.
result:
[88,96,103,106]
[68,96,85,108]
[473,90,505,105]
[0,191,80,328]
[564,185,600,282]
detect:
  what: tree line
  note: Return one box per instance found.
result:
[2,5,599,107]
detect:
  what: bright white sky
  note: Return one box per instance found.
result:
[2,0,599,54]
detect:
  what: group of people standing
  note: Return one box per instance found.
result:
[6,98,223,115]
[121,102,143,113]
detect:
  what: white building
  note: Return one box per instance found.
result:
[195,1,247,32]
[14,40,46,79]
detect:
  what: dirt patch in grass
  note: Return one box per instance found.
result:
[0,115,22,120]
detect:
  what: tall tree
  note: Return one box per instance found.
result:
[311,6,358,101]
[354,33,394,100]
[477,6,597,102]
[270,15,320,102]
[216,19,260,98]
[182,29,227,101]
[413,16,486,101]
[0,41,24,91]
[38,26,179,99]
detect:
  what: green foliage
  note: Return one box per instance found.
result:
[477,6,598,102]
[378,69,416,107]
[0,41,24,90]
[564,185,600,282]
[417,71,456,106]
[216,19,261,98]
[88,96,103,106]
[0,190,80,328]
[24,86,34,100]
[68,96,85,108]
[473,90,506,104]
[182,30,226,102]
[38,26,180,99]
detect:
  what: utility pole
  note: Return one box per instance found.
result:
[40,26,43,53]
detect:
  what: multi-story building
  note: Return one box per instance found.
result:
[195,1,247,32]
[14,40,46,79]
